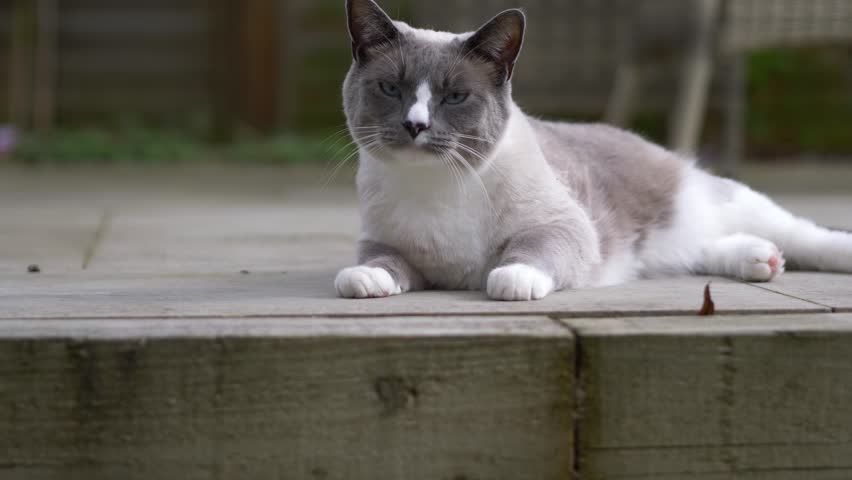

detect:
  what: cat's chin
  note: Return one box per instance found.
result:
[380,145,445,166]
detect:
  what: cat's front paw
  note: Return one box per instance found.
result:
[335,266,401,299]
[486,264,554,301]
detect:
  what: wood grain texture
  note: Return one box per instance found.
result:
[0,316,575,480]
[0,272,826,320]
[0,207,103,273]
[750,272,852,312]
[564,314,852,479]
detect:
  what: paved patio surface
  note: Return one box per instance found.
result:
[1,163,850,318]
[1,163,851,480]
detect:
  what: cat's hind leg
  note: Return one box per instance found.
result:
[697,233,785,282]
[705,175,852,273]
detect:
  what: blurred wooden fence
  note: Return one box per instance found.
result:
[0,0,283,137]
[2,1,206,128]
[2,0,850,138]
[2,0,638,135]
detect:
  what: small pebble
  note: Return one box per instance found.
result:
[27,264,40,273]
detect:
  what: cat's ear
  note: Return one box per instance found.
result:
[462,9,525,84]
[346,0,399,63]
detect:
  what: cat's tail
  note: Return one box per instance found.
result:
[723,179,852,273]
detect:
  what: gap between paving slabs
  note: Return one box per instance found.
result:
[0,272,830,320]
[81,209,112,270]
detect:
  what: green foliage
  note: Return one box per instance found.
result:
[9,45,850,164]
[12,127,199,164]
[747,47,852,156]
[10,125,336,165]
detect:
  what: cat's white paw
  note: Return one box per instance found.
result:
[335,266,401,299]
[486,264,554,301]
[738,240,785,282]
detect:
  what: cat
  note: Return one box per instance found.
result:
[334,0,852,301]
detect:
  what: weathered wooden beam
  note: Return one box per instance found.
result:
[0,272,826,319]
[564,314,852,480]
[238,0,280,132]
[33,0,58,132]
[7,0,36,128]
[207,0,238,143]
[0,316,575,480]
[278,0,302,131]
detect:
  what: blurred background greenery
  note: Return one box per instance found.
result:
[1,0,850,167]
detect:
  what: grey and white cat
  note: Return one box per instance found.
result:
[335,0,852,301]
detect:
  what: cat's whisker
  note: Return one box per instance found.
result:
[452,141,492,166]
[449,148,496,218]
[452,140,510,185]
[321,140,378,190]
[455,133,496,144]
[326,141,358,166]
[321,124,378,140]
[319,149,357,188]
[453,156,470,199]
[320,126,382,150]
[326,128,385,158]
[333,133,383,160]
[437,153,455,195]
[325,134,357,153]
[320,128,349,144]
[320,134,383,189]
[442,150,467,199]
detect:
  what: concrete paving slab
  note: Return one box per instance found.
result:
[0,271,826,319]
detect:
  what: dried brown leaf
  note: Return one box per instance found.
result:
[698,282,715,316]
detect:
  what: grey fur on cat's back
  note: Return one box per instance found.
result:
[531,120,683,258]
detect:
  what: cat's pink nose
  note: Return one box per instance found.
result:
[402,120,430,139]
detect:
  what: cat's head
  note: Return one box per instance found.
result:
[342,0,524,169]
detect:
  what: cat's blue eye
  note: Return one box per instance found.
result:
[443,92,469,105]
[378,81,401,98]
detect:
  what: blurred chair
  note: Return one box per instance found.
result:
[715,0,852,173]
[414,0,852,176]
[608,0,852,174]
[605,0,721,163]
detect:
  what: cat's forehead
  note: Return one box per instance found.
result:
[392,21,473,44]
[364,22,480,85]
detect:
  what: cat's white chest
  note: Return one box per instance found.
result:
[361,174,494,289]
